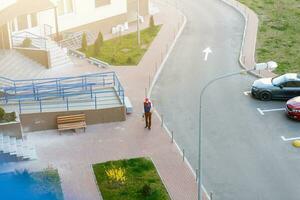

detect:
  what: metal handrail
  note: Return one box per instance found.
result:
[0,72,125,113]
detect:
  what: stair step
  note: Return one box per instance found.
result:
[0,133,37,161]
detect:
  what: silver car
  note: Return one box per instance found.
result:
[251,73,300,101]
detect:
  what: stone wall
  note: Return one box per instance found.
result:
[20,106,126,133]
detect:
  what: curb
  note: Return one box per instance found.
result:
[220,0,275,79]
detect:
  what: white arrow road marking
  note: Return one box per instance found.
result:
[257,108,285,115]
[281,136,300,141]
[243,91,251,96]
[203,47,212,61]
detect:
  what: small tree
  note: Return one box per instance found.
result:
[22,38,32,48]
[141,184,152,197]
[0,107,5,121]
[149,15,155,28]
[94,31,104,56]
[81,32,88,51]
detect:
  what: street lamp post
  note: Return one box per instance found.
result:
[197,62,277,200]
[137,0,141,45]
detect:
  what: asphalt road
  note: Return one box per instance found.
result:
[151,0,300,199]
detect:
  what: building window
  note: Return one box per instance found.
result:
[17,14,28,30]
[57,0,74,16]
[95,0,111,8]
[30,13,38,27]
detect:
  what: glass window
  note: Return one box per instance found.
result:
[57,0,73,16]
[65,0,73,14]
[95,0,111,8]
[17,14,28,30]
[57,0,65,15]
[10,21,15,32]
[30,13,37,27]
[285,81,298,87]
[294,81,300,87]
[272,75,286,86]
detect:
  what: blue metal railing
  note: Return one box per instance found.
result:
[0,72,125,113]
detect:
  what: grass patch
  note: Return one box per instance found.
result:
[81,26,161,66]
[238,0,300,74]
[92,157,171,200]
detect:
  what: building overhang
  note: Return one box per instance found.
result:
[0,0,55,26]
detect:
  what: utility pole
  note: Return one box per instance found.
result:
[137,0,141,45]
[54,6,59,41]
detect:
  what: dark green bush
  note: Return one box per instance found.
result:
[126,57,133,64]
[94,31,104,55]
[149,15,155,28]
[3,112,16,122]
[141,183,152,197]
[111,57,116,64]
[81,32,88,51]
[0,107,5,121]
[22,38,32,48]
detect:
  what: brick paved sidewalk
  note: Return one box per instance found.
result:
[0,2,198,200]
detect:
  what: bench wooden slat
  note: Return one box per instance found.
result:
[57,118,85,124]
[57,114,86,133]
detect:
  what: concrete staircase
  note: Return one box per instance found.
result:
[12,31,73,68]
[0,133,37,161]
[0,50,46,80]
[45,40,73,68]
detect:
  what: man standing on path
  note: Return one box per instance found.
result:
[143,97,152,130]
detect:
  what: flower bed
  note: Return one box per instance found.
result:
[93,157,171,200]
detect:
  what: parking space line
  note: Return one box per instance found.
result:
[257,108,285,115]
[257,108,264,115]
[243,91,251,96]
[281,136,300,141]
[262,108,285,112]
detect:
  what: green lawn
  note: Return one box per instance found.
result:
[81,26,161,66]
[92,157,171,200]
[238,0,300,74]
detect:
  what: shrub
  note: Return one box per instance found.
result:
[111,57,116,64]
[81,32,88,51]
[3,112,16,122]
[141,183,152,197]
[22,38,32,48]
[126,57,133,64]
[149,15,155,28]
[94,31,104,55]
[105,167,126,187]
[0,107,5,121]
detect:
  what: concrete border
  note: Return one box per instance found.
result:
[89,157,174,200]
[219,0,276,78]
[89,163,104,200]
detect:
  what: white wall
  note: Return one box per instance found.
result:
[38,0,127,32]
[0,0,16,11]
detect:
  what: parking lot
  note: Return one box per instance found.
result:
[243,89,300,144]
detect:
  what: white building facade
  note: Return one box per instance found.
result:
[0,0,149,49]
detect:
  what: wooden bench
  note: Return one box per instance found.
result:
[57,114,87,134]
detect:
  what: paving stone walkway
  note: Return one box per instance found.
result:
[0,2,198,200]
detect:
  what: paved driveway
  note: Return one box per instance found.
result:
[152,0,300,199]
